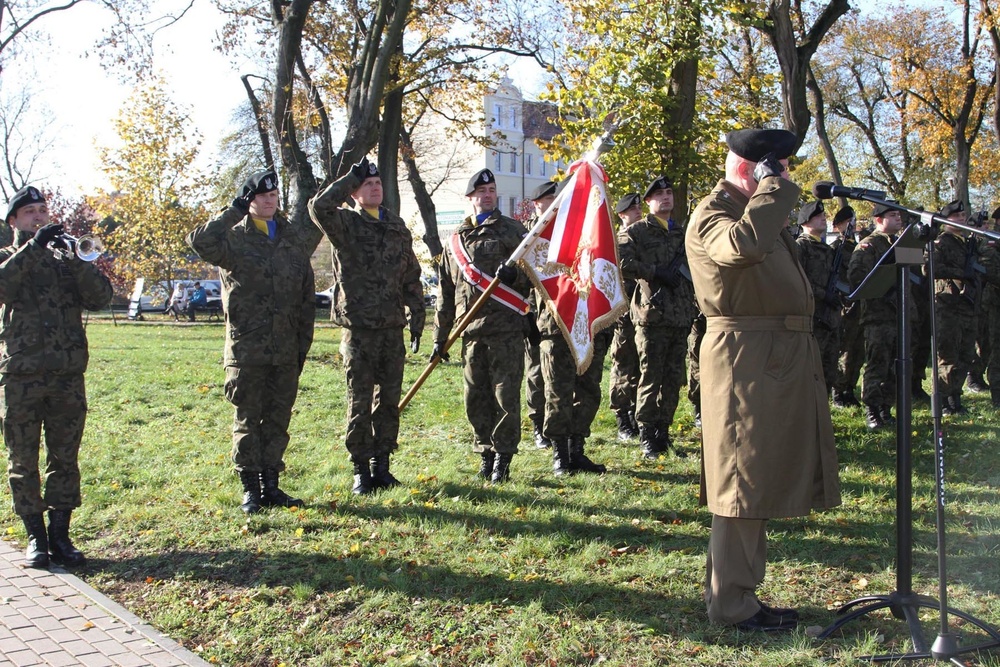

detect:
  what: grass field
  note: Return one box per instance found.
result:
[2,318,1000,666]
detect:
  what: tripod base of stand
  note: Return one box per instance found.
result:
[819,590,1000,663]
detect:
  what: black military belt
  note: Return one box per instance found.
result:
[705,315,813,333]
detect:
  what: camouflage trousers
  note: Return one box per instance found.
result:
[224,364,300,473]
[986,302,1000,392]
[970,301,992,382]
[935,304,977,397]
[836,307,864,395]
[463,334,524,455]
[912,299,933,384]
[340,327,405,460]
[861,322,897,406]
[608,315,639,415]
[0,373,86,517]
[635,325,688,429]
[524,340,545,426]
[540,329,611,439]
[813,320,841,392]
[687,315,706,409]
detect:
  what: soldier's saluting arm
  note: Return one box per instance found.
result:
[308,162,367,247]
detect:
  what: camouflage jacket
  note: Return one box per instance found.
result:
[434,211,530,342]
[848,231,910,325]
[796,232,842,328]
[308,174,425,335]
[186,206,316,367]
[619,213,697,328]
[929,231,979,310]
[0,229,113,375]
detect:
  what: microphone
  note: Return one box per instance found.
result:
[811,181,887,201]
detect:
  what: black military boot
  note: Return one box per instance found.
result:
[615,412,638,441]
[238,470,264,514]
[260,469,303,508]
[942,394,967,416]
[657,425,687,458]
[47,510,85,567]
[491,453,513,484]
[834,389,861,407]
[371,454,402,490]
[478,451,495,479]
[552,437,573,476]
[967,373,989,394]
[21,514,49,569]
[879,405,896,425]
[865,403,884,430]
[532,421,552,449]
[568,434,606,474]
[639,425,661,459]
[911,382,931,402]
[992,387,1000,409]
[351,457,376,495]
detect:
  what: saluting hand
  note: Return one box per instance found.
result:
[753,152,784,183]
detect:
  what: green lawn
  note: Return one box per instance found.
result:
[2,320,1000,666]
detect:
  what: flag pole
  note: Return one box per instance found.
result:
[399,113,626,411]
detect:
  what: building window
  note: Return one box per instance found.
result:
[493,151,501,171]
[510,197,517,214]
[526,154,532,175]
[511,107,519,129]
[494,104,503,128]
[510,152,517,173]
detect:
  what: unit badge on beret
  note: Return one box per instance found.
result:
[481,172,491,183]
[263,176,275,190]
[368,163,378,176]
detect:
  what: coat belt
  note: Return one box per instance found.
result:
[705,315,813,333]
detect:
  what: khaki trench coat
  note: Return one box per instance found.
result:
[686,177,841,519]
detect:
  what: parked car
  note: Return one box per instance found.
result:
[421,274,438,309]
[315,287,333,309]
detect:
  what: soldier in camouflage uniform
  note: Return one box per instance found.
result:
[1,186,113,568]
[966,211,992,394]
[848,203,908,429]
[795,201,841,393]
[929,201,981,415]
[433,169,531,483]
[829,206,863,407]
[524,182,555,449]
[609,192,641,440]
[308,158,425,495]
[619,176,698,458]
[187,171,316,514]
[983,209,1000,407]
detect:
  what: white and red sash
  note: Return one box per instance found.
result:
[449,232,530,314]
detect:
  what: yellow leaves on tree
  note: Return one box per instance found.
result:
[89,75,209,287]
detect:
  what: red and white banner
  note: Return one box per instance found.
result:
[521,160,627,373]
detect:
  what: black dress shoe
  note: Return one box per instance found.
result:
[734,608,797,632]
[757,601,800,621]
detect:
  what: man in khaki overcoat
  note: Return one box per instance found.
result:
[686,129,841,632]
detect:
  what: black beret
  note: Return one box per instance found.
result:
[529,181,557,201]
[615,192,641,214]
[725,128,798,162]
[5,185,45,222]
[872,201,898,217]
[939,200,964,218]
[466,169,496,196]
[797,200,825,225]
[991,206,1000,220]
[643,176,673,200]
[240,170,279,200]
[832,205,855,226]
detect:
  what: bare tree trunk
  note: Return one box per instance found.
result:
[379,64,404,214]
[665,10,699,222]
[240,75,275,170]
[806,65,845,207]
[400,125,442,259]
[761,0,850,148]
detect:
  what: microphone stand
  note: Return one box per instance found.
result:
[815,193,1000,663]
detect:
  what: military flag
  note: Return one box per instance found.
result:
[520,159,627,373]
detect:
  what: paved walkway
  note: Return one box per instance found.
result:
[0,538,211,667]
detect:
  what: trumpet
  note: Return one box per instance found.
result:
[48,233,105,262]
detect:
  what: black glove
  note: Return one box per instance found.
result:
[430,341,450,363]
[653,263,680,288]
[410,335,420,354]
[525,312,541,347]
[753,152,784,182]
[350,157,371,182]
[33,223,64,248]
[496,263,518,287]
